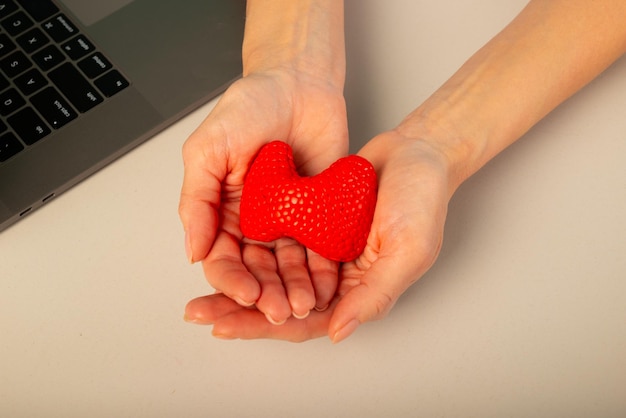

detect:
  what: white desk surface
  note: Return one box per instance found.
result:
[2,1,625,417]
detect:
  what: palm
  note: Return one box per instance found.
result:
[184,132,452,342]
[180,70,349,325]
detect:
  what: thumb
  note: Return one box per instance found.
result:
[178,132,228,263]
[329,239,440,343]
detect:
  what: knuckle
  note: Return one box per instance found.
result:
[372,290,395,319]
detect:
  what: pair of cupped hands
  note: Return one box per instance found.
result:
[179,69,451,343]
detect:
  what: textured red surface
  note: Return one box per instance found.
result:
[240,141,378,262]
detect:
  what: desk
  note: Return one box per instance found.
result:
[2,1,625,416]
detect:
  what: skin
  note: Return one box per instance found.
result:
[179,0,626,342]
[179,0,347,325]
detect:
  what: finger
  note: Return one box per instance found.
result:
[329,241,437,343]
[306,249,339,311]
[185,293,335,341]
[212,300,335,342]
[184,293,244,324]
[242,244,292,325]
[274,239,316,319]
[179,132,227,263]
[202,231,260,307]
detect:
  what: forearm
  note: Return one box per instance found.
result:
[398,0,626,191]
[243,0,345,89]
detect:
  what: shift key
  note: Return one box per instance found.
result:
[49,63,103,113]
[30,87,77,129]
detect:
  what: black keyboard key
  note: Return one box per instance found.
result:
[0,118,7,132]
[1,10,34,36]
[78,52,112,78]
[95,70,129,97]
[61,35,94,60]
[0,131,24,162]
[49,62,103,112]
[0,1,18,20]
[30,86,77,128]
[14,67,46,95]
[0,49,32,77]
[0,87,25,115]
[32,44,64,71]
[0,72,9,90]
[16,27,49,53]
[0,32,16,58]
[42,14,78,42]
[8,106,50,144]
[17,0,59,22]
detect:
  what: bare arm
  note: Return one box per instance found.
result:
[180,0,346,263]
[399,0,626,193]
[184,0,626,342]
[180,0,349,324]
[243,0,345,88]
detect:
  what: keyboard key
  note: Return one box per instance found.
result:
[0,87,25,115]
[61,35,94,60]
[0,2,130,159]
[42,14,78,42]
[32,44,64,71]
[49,62,103,112]
[0,131,24,162]
[95,70,129,97]
[14,67,47,95]
[16,0,59,22]
[0,49,32,77]
[16,27,49,53]
[78,52,112,78]
[30,86,77,128]
[1,10,34,36]
[0,1,19,20]
[8,106,50,144]
[0,72,9,90]
[0,32,16,58]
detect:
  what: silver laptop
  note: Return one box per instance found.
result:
[0,0,245,232]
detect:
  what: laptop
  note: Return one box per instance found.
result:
[0,0,245,232]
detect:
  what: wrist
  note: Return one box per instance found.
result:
[242,0,345,90]
[393,101,485,196]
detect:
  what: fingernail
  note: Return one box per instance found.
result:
[292,310,310,320]
[314,304,329,312]
[212,332,235,340]
[265,313,287,326]
[332,319,360,344]
[183,313,208,324]
[185,230,194,264]
[234,296,255,307]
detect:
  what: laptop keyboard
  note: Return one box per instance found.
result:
[0,0,129,163]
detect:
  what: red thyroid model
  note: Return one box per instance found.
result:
[240,141,378,262]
